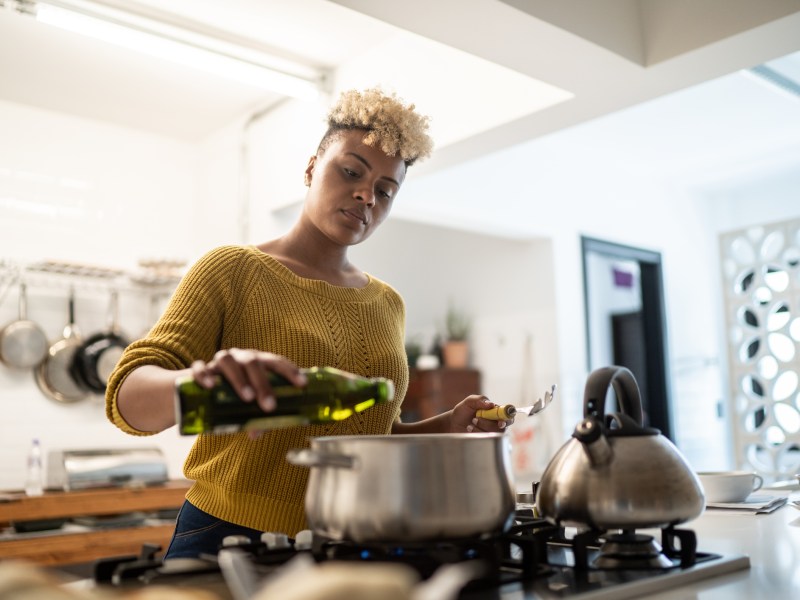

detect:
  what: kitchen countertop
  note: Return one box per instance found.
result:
[639,488,800,599]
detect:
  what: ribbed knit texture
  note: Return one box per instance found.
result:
[106,245,409,535]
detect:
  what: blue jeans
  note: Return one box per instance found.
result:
[164,500,263,559]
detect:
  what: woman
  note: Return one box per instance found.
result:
[106,88,511,558]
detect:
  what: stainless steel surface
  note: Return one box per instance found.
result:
[219,548,262,600]
[519,555,751,600]
[476,384,555,420]
[0,282,48,369]
[538,366,705,529]
[516,491,536,504]
[35,290,88,403]
[46,447,168,490]
[287,433,515,542]
[516,384,556,417]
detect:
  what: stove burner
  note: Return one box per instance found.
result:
[315,535,508,583]
[593,532,673,569]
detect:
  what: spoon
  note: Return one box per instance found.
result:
[476,385,556,420]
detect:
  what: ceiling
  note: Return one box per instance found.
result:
[1,0,799,180]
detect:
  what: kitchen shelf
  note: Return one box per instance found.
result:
[0,480,190,566]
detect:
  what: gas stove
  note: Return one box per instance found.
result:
[92,511,749,599]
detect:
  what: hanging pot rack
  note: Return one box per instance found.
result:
[0,258,185,306]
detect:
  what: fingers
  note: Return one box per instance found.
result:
[454,395,514,433]
[191,359,217,388]
[193,348,306,413]
[467,415,511,433]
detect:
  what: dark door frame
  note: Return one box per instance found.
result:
[581,236,675,441]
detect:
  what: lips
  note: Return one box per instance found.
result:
[341,208,367,225]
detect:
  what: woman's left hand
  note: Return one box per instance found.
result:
[451,395,514,433]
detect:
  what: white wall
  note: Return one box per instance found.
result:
[0,100,202,490]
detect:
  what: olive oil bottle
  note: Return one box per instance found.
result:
[175,366,394,435]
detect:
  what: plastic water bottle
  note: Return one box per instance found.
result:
[25,438,44,496]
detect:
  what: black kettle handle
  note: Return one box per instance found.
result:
[583,366,644,425]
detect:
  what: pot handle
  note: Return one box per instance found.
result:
[286,448,356,469]
[583,365,643,425]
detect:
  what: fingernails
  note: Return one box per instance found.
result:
[498,421,506,429]
[241,386,255,401]
[466,425,474,433]
[263,395,276,411]
[471,418,478,426]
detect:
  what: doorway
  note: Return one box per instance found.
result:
[581,236,674,441]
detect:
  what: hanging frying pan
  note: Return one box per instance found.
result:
[71,289,130,393]
[35,288,88,403]
[0,282,48,369]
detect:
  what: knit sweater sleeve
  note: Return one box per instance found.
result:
[105,246,246,435]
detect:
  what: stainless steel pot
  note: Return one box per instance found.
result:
[287,433,515,542]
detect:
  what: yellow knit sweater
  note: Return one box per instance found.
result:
[106,245,409,535]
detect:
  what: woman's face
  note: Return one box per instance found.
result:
[303,129,406,246]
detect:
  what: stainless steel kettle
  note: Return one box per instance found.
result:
[538,366,704,529]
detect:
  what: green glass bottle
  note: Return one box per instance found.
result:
[175,366,395,435]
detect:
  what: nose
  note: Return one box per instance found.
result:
[354,188,375,206]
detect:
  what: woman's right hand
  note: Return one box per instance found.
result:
[191,348,307,413]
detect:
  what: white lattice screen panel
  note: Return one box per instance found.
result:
[720,218,800,481]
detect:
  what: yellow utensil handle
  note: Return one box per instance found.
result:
[475,404,516,420]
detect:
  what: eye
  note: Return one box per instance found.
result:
[377,188,393,200]
[343,167,359,178]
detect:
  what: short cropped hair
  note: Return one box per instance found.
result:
[318,88,433,167]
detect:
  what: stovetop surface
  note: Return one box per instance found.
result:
[93,516,752,600]
[465,552,750,600]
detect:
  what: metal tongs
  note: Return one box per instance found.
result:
[475,384,556,420]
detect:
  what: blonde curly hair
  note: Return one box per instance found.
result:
[318,88,433,167]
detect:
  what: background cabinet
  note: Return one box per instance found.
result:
[401,368,481,421]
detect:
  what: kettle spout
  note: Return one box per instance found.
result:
[573,417,613,467]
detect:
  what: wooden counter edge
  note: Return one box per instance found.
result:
[0,523,176,566]
[0,480,190,523]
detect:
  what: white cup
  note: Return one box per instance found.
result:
[697,471,763,503]
[415,354,440,370]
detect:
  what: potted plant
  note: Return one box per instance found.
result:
[442,303,471,368]
[404,336,423,368]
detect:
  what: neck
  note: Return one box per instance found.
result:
[256,228,364,287]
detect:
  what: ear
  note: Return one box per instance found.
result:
[304,155,316,187]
